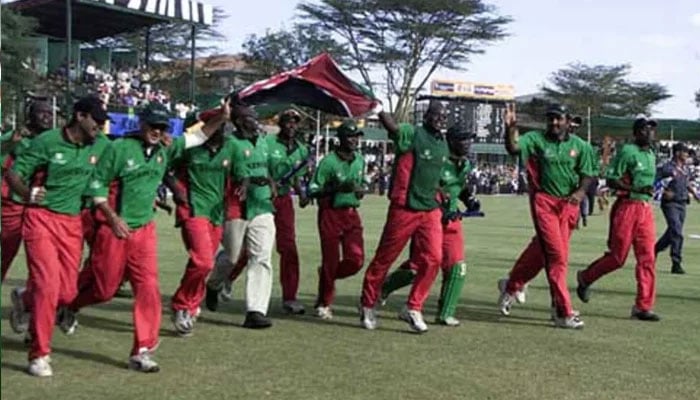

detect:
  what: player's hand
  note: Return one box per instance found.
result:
[637,186,655,196]
[109,216,130,239]
[160,132,173,147]
[27,186,46,204]
[567,189,586,205]
[235,184,248,202]
[12,129,26,142]
[221,97,232,121]
[662,190,674,201]
[505,103,517,129]
[298,193,310,208]
[354,189,365,200]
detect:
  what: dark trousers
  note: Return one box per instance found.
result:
[655,203,686,264]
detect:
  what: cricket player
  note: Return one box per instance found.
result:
[654,142,699,274]
[6,96,111,377]
[168,107,236,336]
[360,100,449,333]
[576,117,661,321]
[64,101,230,373]
[497,104,596,329]
[205,102,278,329]
[380,126,474,326]
[308,119,365,320]
[1,99,53,281]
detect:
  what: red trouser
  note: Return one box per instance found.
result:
[72,222,161,355]
[401,219,465,272]
[361,205,443,311]
[580,198,656,311]
[507,192,579,318]
[317,206,364,307]
[172,217,223,315]
[1,199,25,281]
[22,208,83,359]
[274,194,300,302]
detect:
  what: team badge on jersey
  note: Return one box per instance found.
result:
[223,159,230,167]
[244,149,251,157]
[569,149,577,158]
[157,155,163,164]
[89,155,98,164]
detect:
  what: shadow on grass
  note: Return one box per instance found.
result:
[1,361,26,374]
[1,337,125,369]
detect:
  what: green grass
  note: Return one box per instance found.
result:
[2,196,700,400]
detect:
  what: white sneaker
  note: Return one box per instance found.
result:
[10,287,30,334]
[550,308,580,321]
[497,279,516,316]
[515,283,528,304]
[192,307,202,322]
[128,349,160,373]
[360,306,377,330]
[398,307,428,333]
[219,280,233,302]
[57,307,78,335]
[553,314,585,329]
[315,306,333,320]
[171,310,193,337]
[283,300,306,315]
[437,316,461,327]
[27,356,52,377]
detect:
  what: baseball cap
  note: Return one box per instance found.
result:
[545,104,568,117]
[139,103,171,127]
[279,109,302,123]
[336,119,364,137]
[672,142,689,153]
[73,96,110,124]
[446,125,476,140]
[633,117,657,131]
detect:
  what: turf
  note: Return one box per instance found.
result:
[2,196,699,400]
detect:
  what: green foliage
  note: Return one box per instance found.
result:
[0,7,39,115]
[298,0,512,122]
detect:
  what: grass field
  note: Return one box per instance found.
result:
[2,196,699,400]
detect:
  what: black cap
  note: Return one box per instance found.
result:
[633,117,657,131]
[545,104,568,117]
[73,96,110,124]
[446,126,476,140]
[139,103,171,127]
[672,142,689,153]
[337,119,364,137]
[570,116,583,126]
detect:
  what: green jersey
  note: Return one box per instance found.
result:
[518,131,596,197]
[87,136,174,228]
[2,132,32,202]
[389,124,449,211]
[231,134,274,220]
[440,157,473,213]
[605,143,656,202]
[309,151,365,208]
[11,129,109,215]
[266,135,310,196]
[170,135,237,226]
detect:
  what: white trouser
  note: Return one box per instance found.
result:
[207,213,276,314]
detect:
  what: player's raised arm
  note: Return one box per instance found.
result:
[377,107,400,141]
[504,103,520,156]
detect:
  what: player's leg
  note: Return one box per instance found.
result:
[274,195,303,314]
[1,201,25,281]
[403,208,443,333]
[436,219,466,326]
[316,208,342,318]
[631,203,660,321]
[243,213,276,328]
[667,204,685,274]
[206,219,246,311]
[380,239,418,303]
[654,205,673,260]
[360,206,420,329]
[125,222,161,373]
[577,200,634,303]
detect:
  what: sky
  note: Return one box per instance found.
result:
[190,0,698,119]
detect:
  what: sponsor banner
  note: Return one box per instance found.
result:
[430,80,515,100]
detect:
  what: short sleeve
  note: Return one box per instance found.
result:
[394,124,415,154]
[516,131,538,161]
[605,146,629,181]
[167,137,187,168]
[85,141,121,198]
[576,142,597,177]
[229,140,248,180]
[308,156,331,196]
[11,136,48,181]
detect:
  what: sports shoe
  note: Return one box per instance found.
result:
[192,307,202,321]
[553,314,585,329]
[497,279,516,316]
[671,263,685,275]
[399,307,428,333]
[630,307,661,322]
[57,307,78,335]
[283,300,306,315]
[515,283,528,304]
[171,310,194,337]
[128,349,160,373]
[576,270,591,303]
[242,312,272,329]
[205,284,219,312]
[27,356,52,377]
[550,308,580,321]
[315,306,333,320]
[379,292,389,307]
[10,287,30,334]
[436,316,461,327]
[219,280,233,302]
[360,306,377,330]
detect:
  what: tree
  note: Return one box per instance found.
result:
[242,24,351,77]
[298,0,511,122]
[541,63,672,118]
[1,7,39,117]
